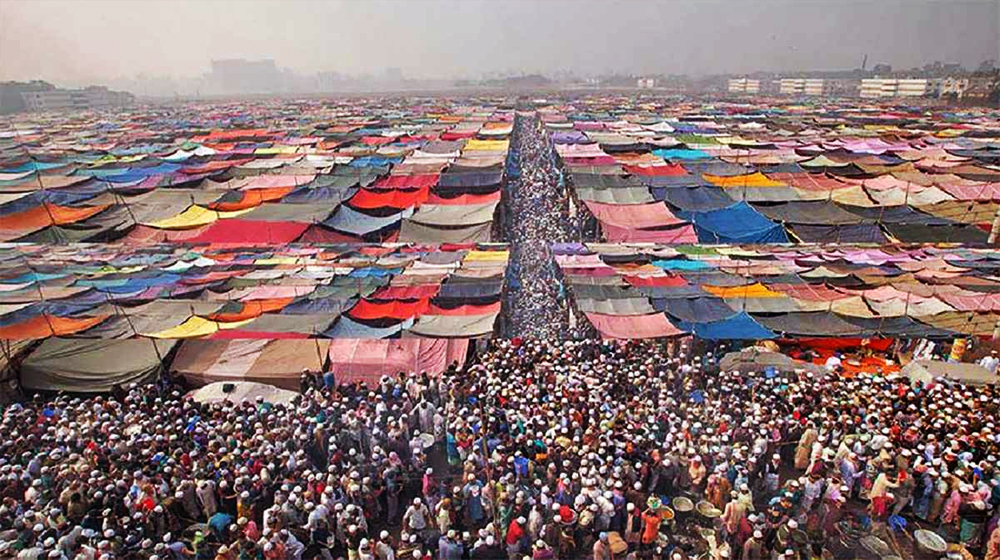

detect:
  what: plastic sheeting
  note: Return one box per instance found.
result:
[585,312,685,339]
[326,338,469,385]
[170,339,330,390]
[21,338,178,392]
[681,202,789,243]
[675,312,776,340]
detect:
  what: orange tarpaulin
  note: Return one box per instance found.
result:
[704,172,786,188]
[349,298,430,320]
[0,203,110,240]
[207,187,295,211]
[703,282,785,299]
[207,298,294,322]
[0,314,108,340]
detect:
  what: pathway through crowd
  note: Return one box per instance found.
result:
[502,113,575,339]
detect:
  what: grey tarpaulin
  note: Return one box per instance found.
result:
[21,338,178,392]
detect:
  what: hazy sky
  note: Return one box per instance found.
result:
[1,0,997,84]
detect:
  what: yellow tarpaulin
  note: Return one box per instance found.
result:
[464,250,510,262]
[463,139,509,152]
[143,316,254,339]
[704,172,786,188]
[143,205,253,230]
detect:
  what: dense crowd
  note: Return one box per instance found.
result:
[1,339,999,560]
[503,115,577,340]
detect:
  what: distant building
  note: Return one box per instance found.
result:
[728,78,760,94]
[859,78,928,98]
[21,86,134,112]
[636,78,656,89]
[777,78,825,95]
[0,80,57,114]
[208,58,284,94]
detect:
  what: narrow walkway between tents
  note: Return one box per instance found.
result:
[502,113,576,338]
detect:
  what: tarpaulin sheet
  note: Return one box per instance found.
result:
[789,224,888,244]
[601,223,699,243]
[170,339,330,390]
[584,201,686,229]
[398,221,492,244]
[585,312,685,339]
[756,312,864,336]
[571,173,641,189]
[436,279,502,299]
[884,223,988,244]
[349,187,430,209]
[0,313,108,340]
[408,311,499,338]
[142,205,253,230]
[371,174,440,190]
[675,312,776,340]
[651,297,736,322]
[574,297,655,315]
[20,338,178,392]
[326,338,469,385]
[651,186,734,211]
[182,220,309,244]
[437,171,502,188]
[425,190,501,206]
[753,201,866,225]
[208,186,294,211]
[0,203,110,241]
[575,187,655,205]
[323,316,411,338]
[705,172,786,188]
[321,205,412,235]
[624,163,687,176]
[408,201,498,226]
[349,298,430,320]
[681,202,788,243]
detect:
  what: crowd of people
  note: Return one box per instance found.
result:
[1,338,998,560]
[502,115,578,340]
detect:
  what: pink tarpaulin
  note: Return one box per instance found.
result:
[555,143,607,158]
[602,223,698,243]
[938,183,1000,201]
[584,201,686,229]
[585,312,686,339]
[326,338,469,386]
[184,220,310,244]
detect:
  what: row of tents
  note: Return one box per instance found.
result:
[553,242,1000,340]
[536,100,1000,244]
[0,100,513,245]
[0,243,508,341]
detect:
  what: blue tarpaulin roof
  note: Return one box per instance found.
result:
[679,202,789,243]
[675,311,776,340]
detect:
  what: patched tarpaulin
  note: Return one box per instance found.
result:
[326,338,469,385]
[585,312,685,339]
[21,338,178,392]
[170,339,330,390]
